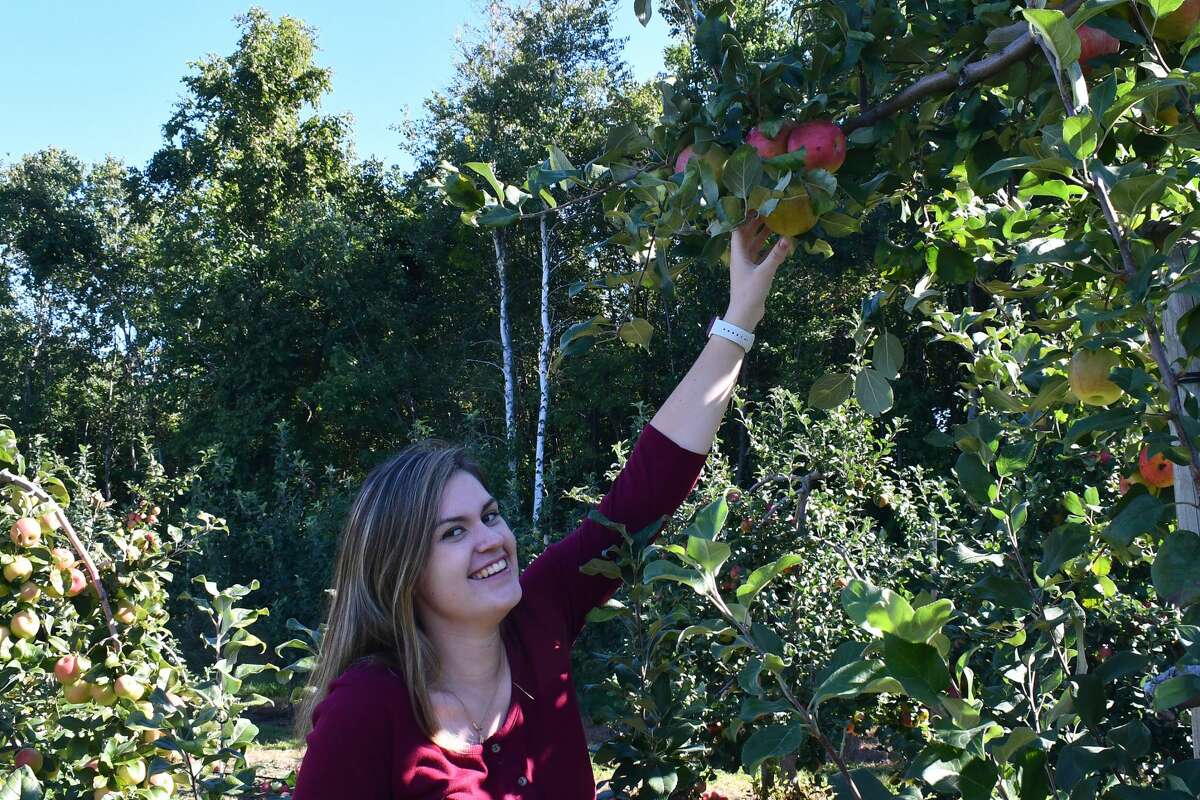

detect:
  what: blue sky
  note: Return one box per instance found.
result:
[1,1,672,174]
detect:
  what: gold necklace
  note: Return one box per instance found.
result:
[441,650,506,745]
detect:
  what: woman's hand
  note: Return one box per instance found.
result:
[724,213,792,332]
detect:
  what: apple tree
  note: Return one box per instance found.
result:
[437,0,1200,796]
[0,424,279,799]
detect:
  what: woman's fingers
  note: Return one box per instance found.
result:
[758,236,793,272]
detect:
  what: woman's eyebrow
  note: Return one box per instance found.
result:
[437,497,498,526]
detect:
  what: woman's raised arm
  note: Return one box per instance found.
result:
[650,217,792,454]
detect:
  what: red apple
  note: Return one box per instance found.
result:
[65,567,88,597]
[55,654,90,684]
[9,518,41,548]
[1077,25,1119,73]
[745,125,790,159]
[1154,0,1200,41]
[10,609,39,640]
[3,555,33,583]
[49,547,76,570]
[14,748,43,773]
[1138,448,1175,488]
[785,120,847,173]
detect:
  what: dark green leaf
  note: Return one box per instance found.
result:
[809,373,853,410]
[882,633,950,707]
[856,368,894,417]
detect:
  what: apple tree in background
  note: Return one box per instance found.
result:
[0,425,280,798]
[439,0,1200,795]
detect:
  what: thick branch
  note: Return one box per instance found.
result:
[843,0,1086,134]
[0,470,120,648]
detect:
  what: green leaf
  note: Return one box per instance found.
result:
[882,633,951,707]
[1146,0,1186,18]
[1109,175,1168,222]
[1064,408,1139,447]
[1022,8,1082,66]
[842,580,915,637]
[1038,523,1090,578]
[643,560,705,592]
[992,727,1039,763]
[961,758,999,800]
[736,554,806,606]
[980,155,1073,178]
[644,763,678,796]
[476,206,521,227]
[811,659,902,707]
[855,368,894,417]
[464,161,505,201]
[634,0,653,25]
[809,373,853,410]
[830,767,897,800]
[873,333,905,380]
[1104,494,1166,547]
[741,722,808,772]
[618,318,653,348]
[894,598,955,644]
[686,535,732,574]
[722,145,763,199]
[955,453,994,504]
[1153,530,1200,607]
[1063,114,1098,160]
[0,767,41,800]
[685,496,729,540]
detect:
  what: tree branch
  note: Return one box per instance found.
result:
[843,0,1086,134]
[0,470,120,648]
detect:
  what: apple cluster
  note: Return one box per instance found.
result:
[674,119,847,238]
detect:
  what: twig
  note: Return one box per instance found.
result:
[0,469,120,648]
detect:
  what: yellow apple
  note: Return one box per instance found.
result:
[1069,348,1123,406]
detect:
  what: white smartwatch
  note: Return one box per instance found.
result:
[705,315,755,352]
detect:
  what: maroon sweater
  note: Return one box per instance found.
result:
[293,422,709,799]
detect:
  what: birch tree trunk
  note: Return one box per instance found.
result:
[492,228,518,502]
[1161,247,1200,759]
[533,215,553,544]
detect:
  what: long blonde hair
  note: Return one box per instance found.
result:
[295,440,492,739]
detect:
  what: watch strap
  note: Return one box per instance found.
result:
[707,316,755,352]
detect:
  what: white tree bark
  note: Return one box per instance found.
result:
[533,215,553,544]
[492,228,517,487]
[1161,248,1200,760]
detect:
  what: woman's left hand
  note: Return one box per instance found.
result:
[725,213,792,332]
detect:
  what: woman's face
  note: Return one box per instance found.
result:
[416,470,522,631]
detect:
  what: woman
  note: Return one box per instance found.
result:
[292,217,792,798]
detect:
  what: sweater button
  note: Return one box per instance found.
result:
[490,743,501,753]
[517,776,528,786]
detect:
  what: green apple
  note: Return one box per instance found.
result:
[1069,348,1124,406]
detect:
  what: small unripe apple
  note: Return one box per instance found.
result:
[9,517,42,548]
[55,654,90,684]
[114,674,146,702]
[14,747,43,773]
[1069,348,1123,406]
[65,567,88,597]
[10,609,39,640]
[17,581,40,603]
[785,120,847,173]
[115,758,147,786]
[1139,448,1175,488]
[4,555,33,583]
[114,599,137,625]
[90,683,117,706]
[40,511,62,531]
[63,680,92,703]
[150,505,161,516]
[142,727,165,745]
[146,514,159,525]
[49,548,76,570]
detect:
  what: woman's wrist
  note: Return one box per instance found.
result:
[722,305,764,333]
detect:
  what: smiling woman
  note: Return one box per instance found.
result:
[292,217,793,798]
